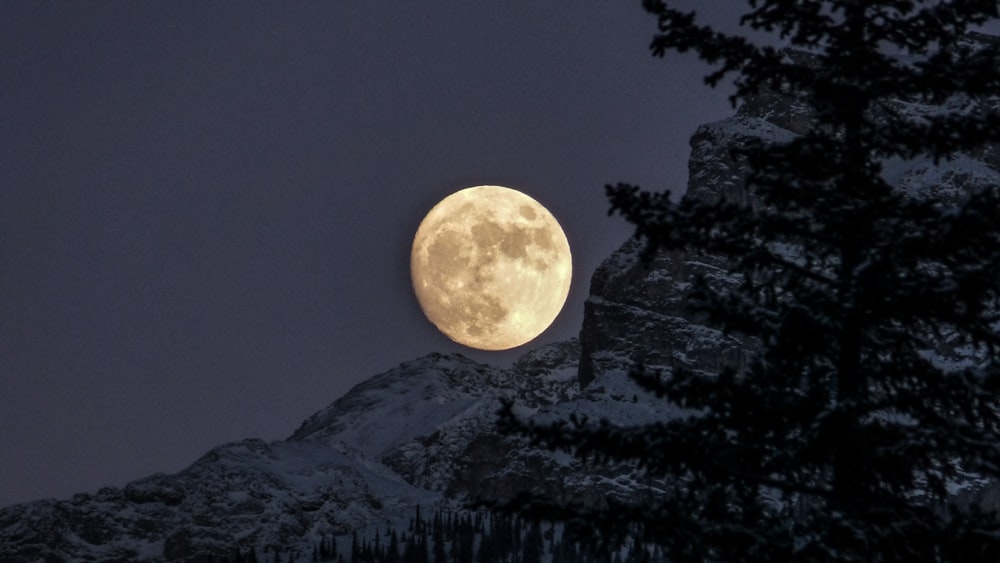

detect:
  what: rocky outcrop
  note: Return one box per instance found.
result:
[578,38,1000,389]
[576,75,804,389]
[577,239,748,388]
[575,48,829,392]
[289,342,580,493]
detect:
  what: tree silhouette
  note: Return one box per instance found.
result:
[498,1,1000,561]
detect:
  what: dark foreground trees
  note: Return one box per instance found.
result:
[498,2,1000,561]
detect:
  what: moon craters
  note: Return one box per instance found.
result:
[411,185,572,350]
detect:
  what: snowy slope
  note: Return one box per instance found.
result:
[0,438,437,561]
[0,343,581,561]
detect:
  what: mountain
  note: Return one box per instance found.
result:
[3,36,1000,562]
[0,345,583,562]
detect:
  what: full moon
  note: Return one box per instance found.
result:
[411,185,572,351]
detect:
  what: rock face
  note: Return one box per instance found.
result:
[579,34,1000,389]
[577,240,748,389]
[3,37,999,562]
[289,344,581,493]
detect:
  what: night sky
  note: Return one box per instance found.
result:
[0,3,740,507]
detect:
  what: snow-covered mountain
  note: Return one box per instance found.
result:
[3,35,999,562]
[0,343,585,562]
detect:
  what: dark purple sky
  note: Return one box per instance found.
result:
[0,2,737,506]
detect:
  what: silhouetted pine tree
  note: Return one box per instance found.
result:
[386,531,401,563]
[328,536,339,562]
[456,517,475,563]
[522,521,543,563]
[476,526,495,563]
[433,525,447,563]
[417,531,430,563]
[498,1,1000,562]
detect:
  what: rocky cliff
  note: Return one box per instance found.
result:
[578,33,1000,389]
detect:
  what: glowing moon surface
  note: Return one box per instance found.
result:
[411,185,572,351]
